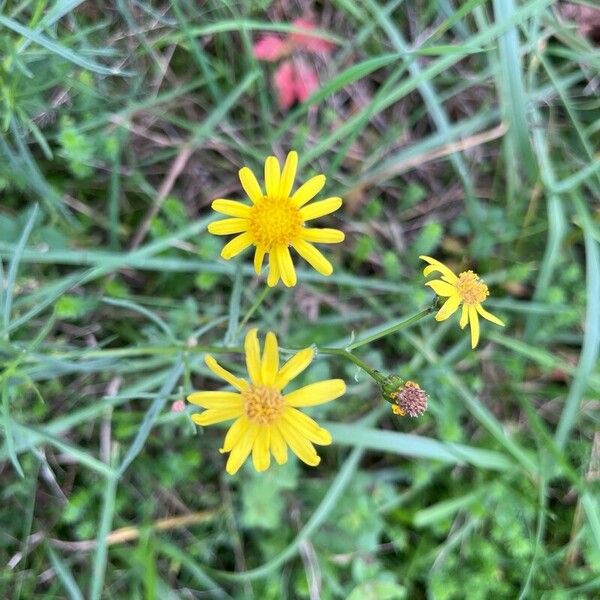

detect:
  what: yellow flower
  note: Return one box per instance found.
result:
[420,255,505,349]
[187,329,346,474]
[207,151,345,287]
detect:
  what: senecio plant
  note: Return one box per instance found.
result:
[188,150,505,474]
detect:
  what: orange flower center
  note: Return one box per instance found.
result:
[242,384,284,425]
[248,197,302,249]
[456,270,489,305]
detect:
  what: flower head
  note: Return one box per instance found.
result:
[208,151,345,287]
[187,329,346,474]
[390,381,428,418]
[420,255,505,348]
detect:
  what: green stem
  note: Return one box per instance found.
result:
[318,347,379,380]
[346,305,435,351]
[22,305,434,369]
[239,285,270,331]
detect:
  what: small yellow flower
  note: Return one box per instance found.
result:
[187,329,346,474]
[207,151,345,287]
[420,255,505,348]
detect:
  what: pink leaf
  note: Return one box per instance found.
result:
[293,60,319,102]
[273,59,320,110]
[273,60,297,109]
[253,35,288,61]
[290,18,335,54]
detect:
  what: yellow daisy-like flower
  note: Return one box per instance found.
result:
[420,255,505,349]
[187,329,346,474]
[207,151,345,287]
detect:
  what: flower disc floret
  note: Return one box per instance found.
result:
[456,271,489,305]
[243,385,284,424]
[248,197,303,249]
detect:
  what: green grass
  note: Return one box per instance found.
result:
[1,1,600,598]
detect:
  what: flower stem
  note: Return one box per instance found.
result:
[346,304,435,351]
[317,347,379,380]
[239,285,271,331]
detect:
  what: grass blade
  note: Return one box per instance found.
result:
[555,195,600,449]
[46,545,85,600]
[89,475,118,600]
[2,203,38,338]
[326,423,512,471]
[117,360,184,476]
[492,0,537,177]
[0,15,128,76]
[214,447,364,581]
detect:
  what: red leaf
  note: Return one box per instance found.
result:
[290,18,335,54]
[253,35,288,61]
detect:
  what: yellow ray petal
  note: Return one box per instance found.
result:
[239,167,263,204]
[187,391,242,409]
[220,417,250,454]
[279,423,320,466]
[299,197,342,221]
[283,407,332,445]
[261,331,279,386]
[264,155,281,199]
[284,379,346,408]
[291,174,326,207]
[426,279,456,297]
[270,425,288,465]
[301,228,345,244]
[221,231,253,260]
[292,239,333,276]
[204,355,248,391]
[266,249,280,287]
[208,218,248,235]
[244,328,262,385]
[254,246,266,274]
[459,304,469,329]
[476,304,505,326]
[274,347,315,390]
[276,245,297,287]
[192,406,243,426]
[252,427,271,472]
[226,422,259,475]
[211,199,251,218]
[420,255,458,284]
[435,294,461,321]
[469,305,480,348]
[279,150,298,199]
